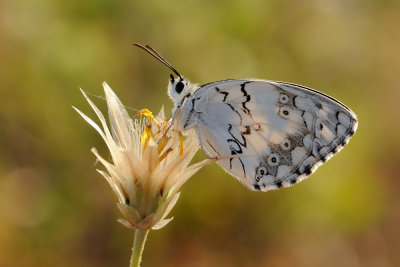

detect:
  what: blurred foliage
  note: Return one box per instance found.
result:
[0,0,399,266]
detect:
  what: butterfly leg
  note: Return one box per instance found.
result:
[175,99,199,133]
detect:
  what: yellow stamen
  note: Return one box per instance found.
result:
[137,109,155,122]
[141,125,153,151]
[157,135,169,154]
[138,108,161,131]
[179,131,184,156]
[159,147,173,162]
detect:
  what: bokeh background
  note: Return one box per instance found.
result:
[1,0,399,266]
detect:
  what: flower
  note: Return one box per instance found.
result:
[74,82,213,230]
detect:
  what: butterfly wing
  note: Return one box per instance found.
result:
[186,79,358,191]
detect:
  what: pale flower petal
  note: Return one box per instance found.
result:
[155,192,180,223]
[103,82,134,149]
[117,203,141,226]
[117,218,135,230]
[78,89,119,162]
[168,158,216,196]
[73,107,107,144]
[137,213,156,229]
[155,105,165,122]
[96,169,126,203]
[152,217,174,230]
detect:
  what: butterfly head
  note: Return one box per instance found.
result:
[167,74,197,105]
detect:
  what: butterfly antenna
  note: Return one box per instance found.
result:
[133,43,182,79]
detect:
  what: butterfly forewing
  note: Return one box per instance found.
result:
[186,79,358,191]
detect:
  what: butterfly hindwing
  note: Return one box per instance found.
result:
[186,79,358,191]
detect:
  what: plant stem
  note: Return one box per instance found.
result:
[129,228,150,267]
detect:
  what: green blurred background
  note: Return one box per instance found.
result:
[1,0,399,266]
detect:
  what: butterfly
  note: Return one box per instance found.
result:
[134,44,358,192]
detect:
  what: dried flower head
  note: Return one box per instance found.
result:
[74,82,212,230]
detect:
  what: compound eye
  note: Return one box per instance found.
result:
[175,81,184,94]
